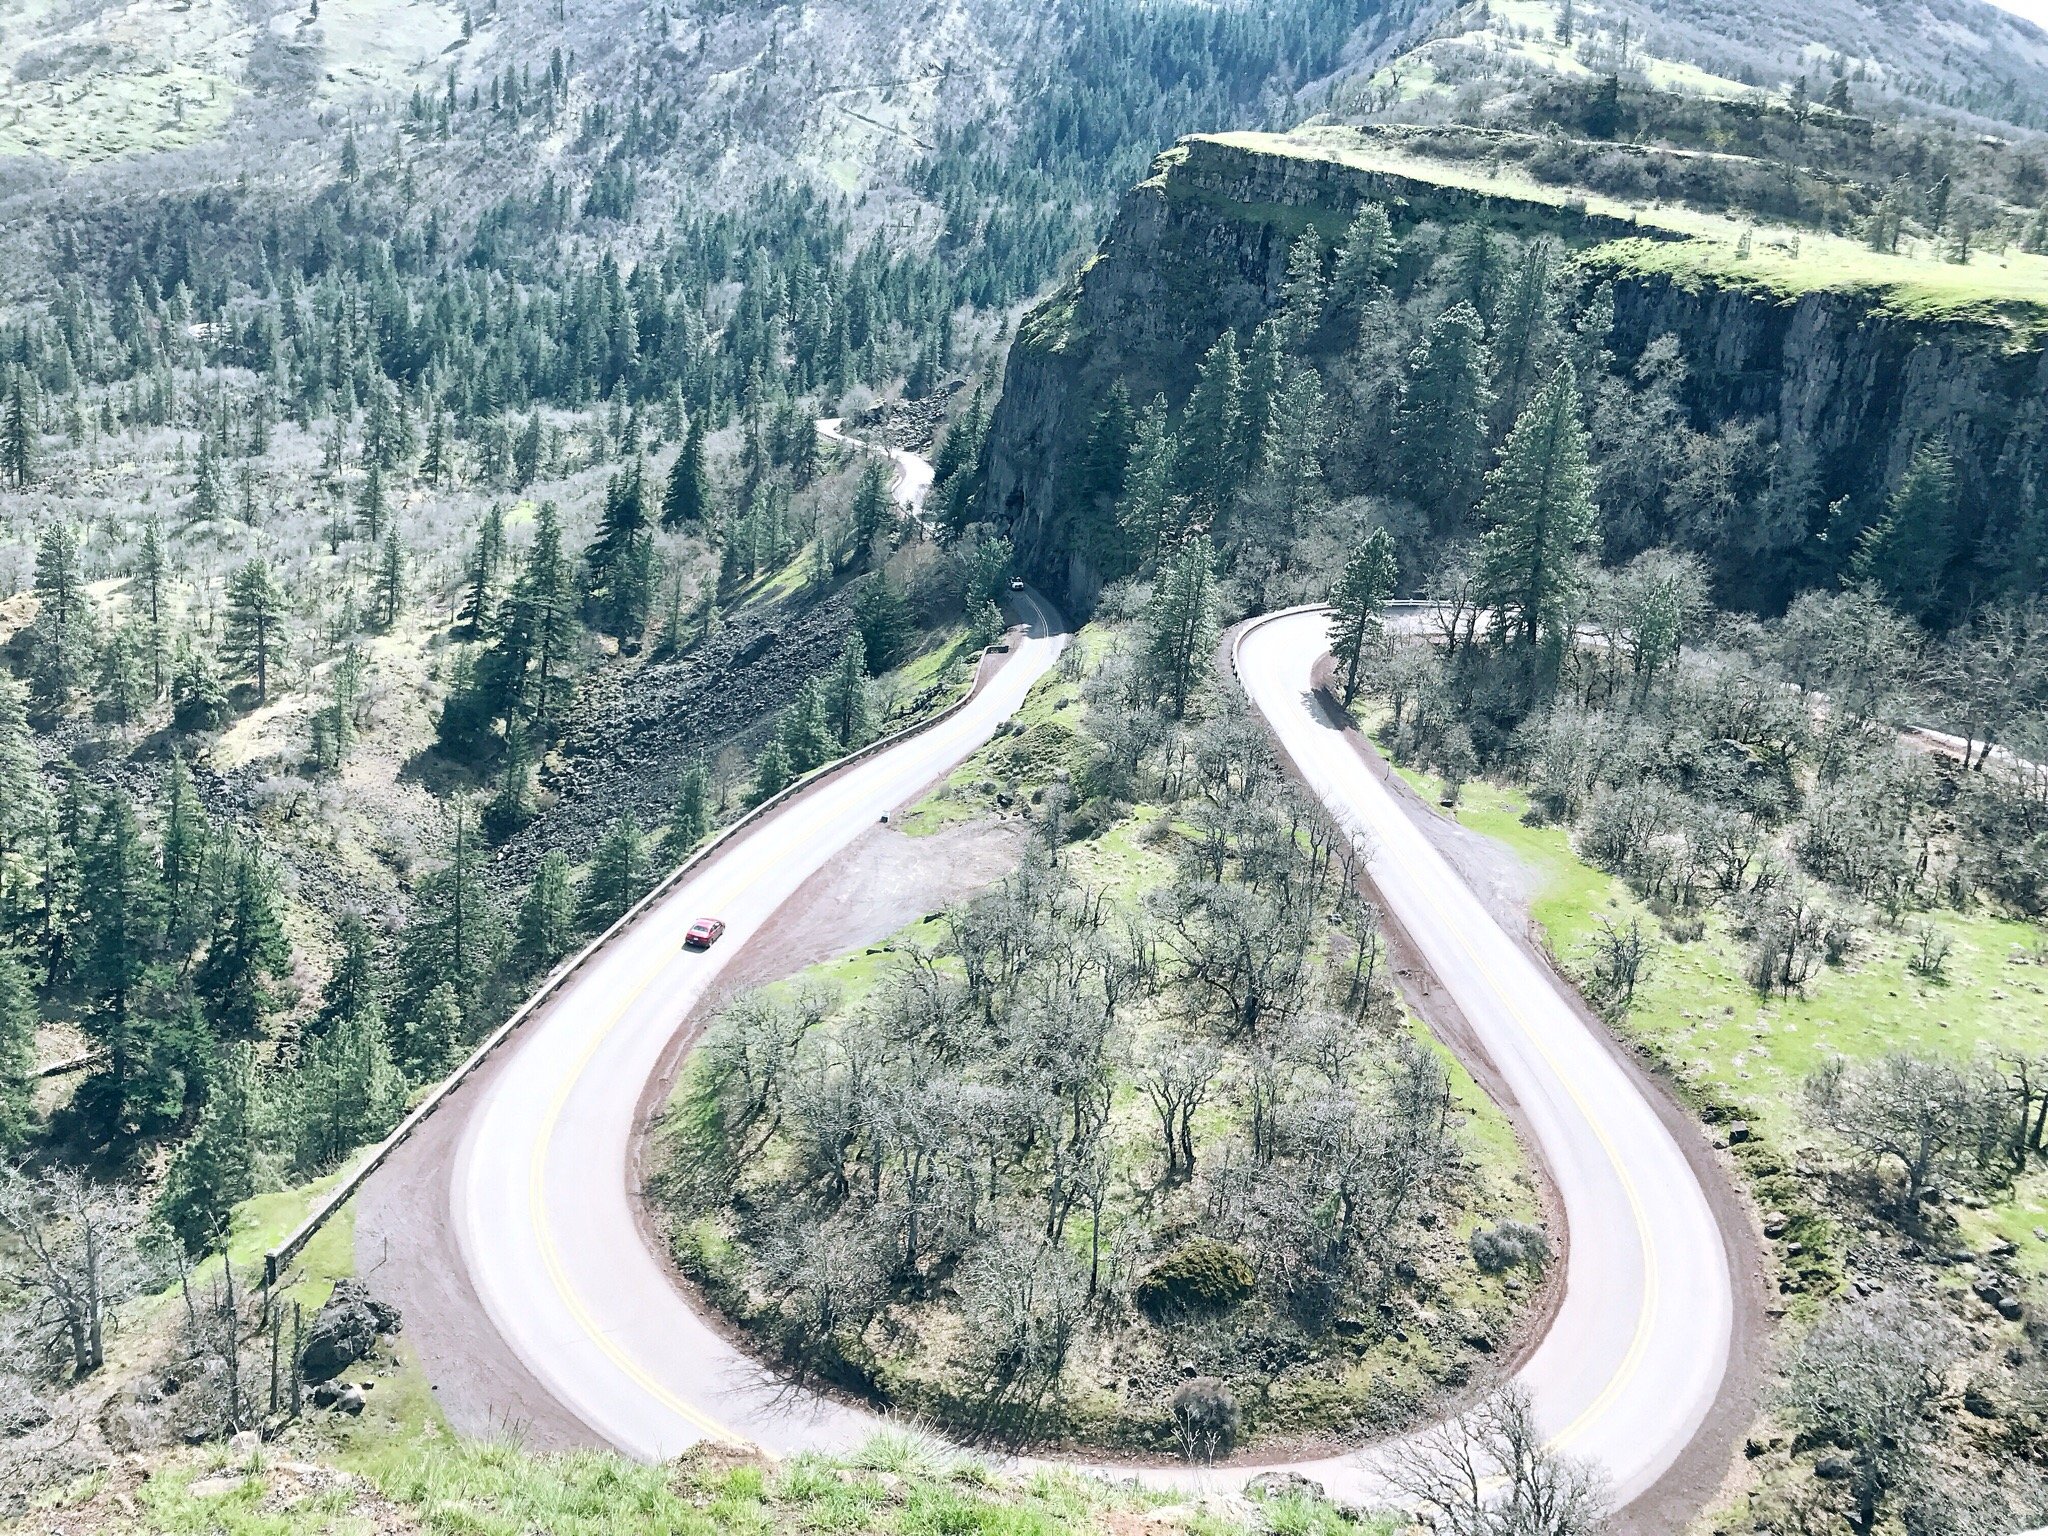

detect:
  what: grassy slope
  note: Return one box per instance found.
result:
[1208,125,2048,335]
[1391,758,2048,1289]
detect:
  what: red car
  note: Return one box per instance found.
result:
[683,918,727,950]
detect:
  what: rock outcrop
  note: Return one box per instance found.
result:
[984,127,2048,615]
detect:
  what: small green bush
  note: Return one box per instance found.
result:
[1133,1240,1256,1318]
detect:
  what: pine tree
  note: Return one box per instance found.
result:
[292,1006,404,1174]
[1,368,35,488]
[512,850,576,976]
[74,789,166,1139]
[157,1044,272,1253]
[397,804,502,1031]
[1328,527,1399,704]
[777,680,834,775]
[660,761,712,864]
[1490,240,1560,429]
[481,719,535,840]
[0,674,48,857]
[135,517,168,696]
[851,574,911,672]
[1175,330,1245,526]
[1279,228,1327,347]
[578,814,651,931]
[512,409,544,488]
[93,625,150,734]
[849,459,895,557]
[339,128,361,183]
[1854,436,1957,625]
[159,751,212,955]
[1116,395,1181,564]
[193,436,225,521]
[1395,303,1495,530]
[375,531,406,629]
[398,981,465,1079]
[356,463,387,541]
[457,503,506,637]
[585,459,656,637]
[662,416,710,528]
[1476,363,1599,651]
[223,558,286,701]
[1143,535,1217,719]
[30,522,94,704]
[170,638,230,733]
[193,842,291,1039]
[750,735,793,805]
[1330,203,1397,313]
[312,914,381,1039]
[823,632,873,748]
[0,945,37,1153]
[421,407,451,487]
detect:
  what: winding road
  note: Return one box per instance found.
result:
[427,594,1736,1510]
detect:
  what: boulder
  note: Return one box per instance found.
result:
[299,1280,400,1383]
[1245,1471,1325,1501]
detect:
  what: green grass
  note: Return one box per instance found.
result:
[1196,127,2048,334]
[1395,763,2048,1284]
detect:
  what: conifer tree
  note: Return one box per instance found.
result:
[375,531,406,629]
[750,736,793,805]
[851,574,910,673]
[74,789,166,1139]
[93,625,150,735]
[662,416,710,528]
[660,761,712,864]
[823,632,873,748]
[421,407,451,487]
[1395,303,1495,529]
[1175,330,1245,525]
[135,517,169,696]
[223,558,286,701]
[1491,240,1561,429]
[457,503,506,637]
[193,842,291,1039]
[1328,527,1399,704]
[0,675,46,858]
[1477,363,1598,651]
[193,436,225,521]
[1143,535,1217,718]
[357,463,387,541]
[157,1044,271,1253]
[1330,203,1396,312]
[1854,436,1957,625]
[30,522,94,704]
[578,814,651,931]
[777,680,834,775]
[586,460,656,637]
[397,804,502,1031]
[312,914,381,1040]
[399,981,466,1079]
[1116,395,1180,565]
[0,946,37,1153]
[293,1005,404,1174]
[849,458,895,556]
[1279,228,1327,346]
[512,850,576,976]
[159,752,212,955]
[481,719,535,840]
[2,368,35,488]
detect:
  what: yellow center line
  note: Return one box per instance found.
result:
[1266,619,1664,1455]
[518,612,1049,1458]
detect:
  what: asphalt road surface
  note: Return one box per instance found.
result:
[1228,608,1733,1506]
[446,593,1733,1509]
[453,592,1062,1459]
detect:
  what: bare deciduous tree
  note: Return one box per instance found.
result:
[1389,1383,1610,1536]
[0,1168,149,1379]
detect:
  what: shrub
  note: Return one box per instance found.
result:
[1470,1220,1551,1275]
[1133,1240,1256,1319]
[1170,1376,1240,1462]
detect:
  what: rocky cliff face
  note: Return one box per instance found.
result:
[986,130,2048,614]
